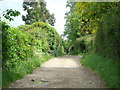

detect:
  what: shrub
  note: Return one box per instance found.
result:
[94,6,119,59]
[69,35,94,54]
[2,21,66,87]
[19,22,66,56]
[2,22,33,69]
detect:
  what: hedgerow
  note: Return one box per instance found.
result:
[2,22,33,69]
[18,22,66,56]
[95,6,119,59]
[2,21,66,87]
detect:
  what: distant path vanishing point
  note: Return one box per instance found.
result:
[9,55,105,88]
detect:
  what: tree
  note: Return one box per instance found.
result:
[22,0,56,26]
[1,9,20,21]
[63,2,119,57]
[47,13,56,26]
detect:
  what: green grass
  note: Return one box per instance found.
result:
[80,53,119,88]
[2,53,52,88]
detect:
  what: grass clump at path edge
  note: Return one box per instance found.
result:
[80,54,119,88]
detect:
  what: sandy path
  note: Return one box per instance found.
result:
[9,55,105,88]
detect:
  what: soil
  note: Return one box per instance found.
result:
[9,55,105,88]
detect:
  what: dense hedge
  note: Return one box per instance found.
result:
[75,35,94,52]
[95,6,119,59]
[2,22,34,69]
[68,35,94,54]
[18,22,66,56]
[64,2,119,59]
[2,21,66,87]
[2,21,66,69]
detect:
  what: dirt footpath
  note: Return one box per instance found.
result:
[9,55,105,88]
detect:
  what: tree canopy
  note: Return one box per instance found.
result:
[22,0,56,26]
[63,2,119,57]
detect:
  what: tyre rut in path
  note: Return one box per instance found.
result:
[9,55,105,88]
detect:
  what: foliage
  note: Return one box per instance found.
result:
[18,22,66,56]
[67,35,94,55]
[63,2,119,59]
[2,22,33,69]
[22,0,55,26]
[95,6,119,59]
[64,3,119,87]
[2,21,65,68]
[1,9,20,21]
[2,53,52,87]
[75,35,94,53]
[0,23,1,89]
[80,54,119,88]
[64,2,81,43]
[2,21,65,87]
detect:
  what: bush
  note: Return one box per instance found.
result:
[2,22,33,69]
[3,21,66,69]
[2,21,66,87]
[95,6,119,59]
[76,35,94,52]
[69,35,94,54]
[19,22,66,56]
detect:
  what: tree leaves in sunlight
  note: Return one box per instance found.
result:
[2,9,20,21]
[63,2,119,57]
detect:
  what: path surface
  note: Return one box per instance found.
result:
[9,55,105,88]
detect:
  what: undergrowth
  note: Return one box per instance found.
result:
[2,53,52,88]
[80,53,119,88]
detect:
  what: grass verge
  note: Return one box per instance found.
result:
[80,53,119,88]
[2,53,52,88]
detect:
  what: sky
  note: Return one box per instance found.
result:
[0,0,68,35]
